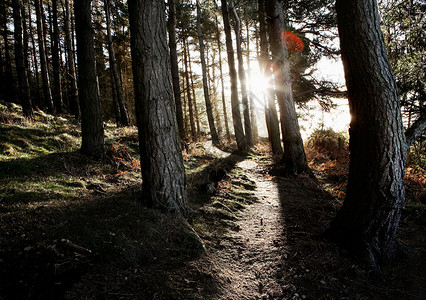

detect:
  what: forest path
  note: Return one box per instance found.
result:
[213,158,286,299]
[202,141,288,299]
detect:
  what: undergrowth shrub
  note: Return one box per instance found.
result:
[306,128,348,161]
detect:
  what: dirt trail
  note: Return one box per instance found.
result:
[214,159,286,299]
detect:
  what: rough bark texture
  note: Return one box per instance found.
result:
[129,0,187,215]
[188,50,201,137]
[167,0,185,140]
[104,0,129,126]
[196,0,219,146]
[12,0,33,117]
[74,0,105,157]
[216,15,231,141]
[258,0,282,155]
[64,0,80,118]
[232,5,253,148]
[221,0,247,151]
[266,0,308,173]
[52,0,63,113]
[327,0,407,266]
[35,0,55,114]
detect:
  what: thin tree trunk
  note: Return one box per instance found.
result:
[168,0,185,140]
[232,4,253,147]
[211,48,223,138]
[266,0,308,173]
[196,0,219,145]
[128,0,187,214]
[64,0,80,118]
[327,0,407,267]
[51,0,63,113]
[246,22,258,144]
[258,0,282,154]
[2,3,16,102]
[13,0,33,117]
[187,46,201,137]
[183,38,197,141]
[221,0,247,151]
[110,66,121,127]
[215,15,231,141]
[35,0,55,114]
[28,0,42,108]
[104,0,129,126]
[74,0,105,157]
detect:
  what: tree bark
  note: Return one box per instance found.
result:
[266,0,308,173]
[215,15,231,141]
[52,0,63,113]
[64,0,80,119]
[104,0,129,126]
[246,22,258,144]
[221,0,247,151]
[232,4,253,147]
[182,38,197,141]
[167,0,185,140]
[187,47,201,137]
[327,0,407,267]
[196,0,219,146]
[27,0,42,108]
[74,0,105,157]
[128,0,187,215]
[35,0,55,114]
[258,0,282,154]
[2,3,16,102]
[12,0,33,117]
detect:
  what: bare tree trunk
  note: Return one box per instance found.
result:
[215,15,231,141]
[35,0,55,114]
[183,38,197,141]
[74,0,105,157]
[187,47,201,137]
[2,3,16,102]
[104,0,129,126]
[27,0,42,108]
[64,0,80,118]
[258,0,282,154]
[196,0,219,146]
[13,0,33,117]
[266,0,308,173]
[128,0,187,214]
[52,0,63,113]
[221,0,247,151]
[210,48,223,138]
[232,5,253,148]
[326,0,408,267]
[168,0,185,140]
[246,22,258,144]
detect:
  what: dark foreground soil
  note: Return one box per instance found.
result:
[1,139,425,299]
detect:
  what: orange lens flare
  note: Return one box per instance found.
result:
[281,30,304,53]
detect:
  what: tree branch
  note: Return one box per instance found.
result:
[405,112,426,149]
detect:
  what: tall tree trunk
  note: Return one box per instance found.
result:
[232,5,253,147]
[128,0,186,214]
[187,47,201,137]
[28,0,42,108]
[74,0,105,157]
[51,0,63,113]
[210,48,223,138]
[104,0,129,126]
[35,0,55,114]
[167,0,185,140]
[109,66,121,127]
[266,0,308,173]
[64,0,80,118]
[246,22,258,144]
[326,0,407,267]
[221,0,247,151]
[258,0,282,154]
[2,3,16,102]
[183,38,197,141]
[196,0,219,146]
[0,38,4,99]
[215,15,231,141]
[12,0,33,117]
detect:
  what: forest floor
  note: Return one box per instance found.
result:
[0,101,425,299]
